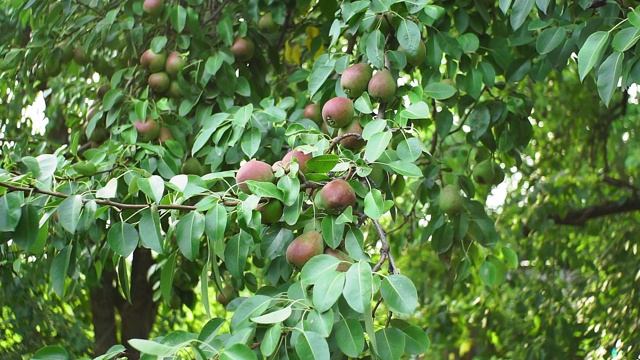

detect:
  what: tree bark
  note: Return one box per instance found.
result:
[90,269,118,356]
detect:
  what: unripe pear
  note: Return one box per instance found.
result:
[258,13,278,33]
[236,160,275,194]
[281,149,313,174]
[181,157,204,176]
[167,80,181,98]
[320,179,356,215]
[140,50,166,72]
[439,185,464,215]
[258,200,283,224]
[143,0,164,16]
[337,119,366,151]
[399,40,426,67]
[341,63,373,99]
[368,68,396,102]
[216,285,236,306]
[165,51,184,77]
[231,38,255,62]
[73,46,88,65]
[322,97,355,128]
[472,159,496,185]
[492,163,505,185]
[158,126,174,143]
[134,116,161,142]
[148,72,170,93]
[286,231,324,269]
[325,248,352,272]
[303,103,323,125]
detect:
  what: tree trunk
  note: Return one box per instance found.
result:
[119,247,159,359]
[90,269,118,356]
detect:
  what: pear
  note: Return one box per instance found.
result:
[341,63,373,99]
[319,179,356,215]
[368,68,396,102]
[181,157,204,176]
[303,103,323,125]
[337,119,366,151]
[439,185,464,215]
[472,159,495,185]
[140,49,166,72]
[148,72,170,93]
[258,199,283,224]
[231,38,255,62]
[322,97,355,128]
[279,149,313,174]
[258,13,278,33]
[143,0,164,16]
[216,285,236,306]
[73,46,88,66]
[325,248,352,272]
[399,40,426,67]
[492,162,505,185]
[134,116,161,142]
[286,231,324,269]
[165,51,184,77]
[235,160,275,194]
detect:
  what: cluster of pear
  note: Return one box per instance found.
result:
[140,49,184,98]
[285,231,352,271]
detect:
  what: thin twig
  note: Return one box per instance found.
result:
[326,133,364,154]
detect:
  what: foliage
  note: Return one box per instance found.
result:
[1,0,639,359]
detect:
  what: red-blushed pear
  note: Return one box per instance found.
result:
[286,231,324,270]
[231,38,255,62]
[167,80,181,98]
[341,63,373,99]
[235,160,275,194]
[165,51,184,77]
[303,103,323,125]
[319,179,356,215]
[325,248,353,272]
[280,149,313,174]
[368,68,396,102]
[148,72,170,93]
[322,97,355,128]
[134,116,161,142]
[143,0,163,16]
[257,199,283,224]
[337,119,366,151]
[140,50,166,72]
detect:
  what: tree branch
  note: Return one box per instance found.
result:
[371,218,398,274]
[551,197,640,226]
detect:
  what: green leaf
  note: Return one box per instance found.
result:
[322,215,345,249]
[260,323,282,357]
[364,131,392,162]
[96,178,118,199]
[301,254,340,285]
[128,339,175,357]
[613,27,640,52]
[343,261,373,313]
[364,189,385,220]
[354,92,374,114]
[50,245,72,297]
[536,27,566,54]
[230,295,271,331]
[469,105,491,141]
[224,232,252,279]
[295,331,330,360]
[312,271,345,312]
[597,52,623,107]
[107,222,139,257]
[13,204,39,250]
[578,31,610,82]
[366,30,386,69]
[205,54,223,76]
[335,318,365,357]
[403,325,430,355]
[459,33,480,53]
[170,5,187,33]
[309,65,334,98]
[510,0,535,30]
[241,127,261,158]
[176,212,205,261]
[306,154,339,173]
[399,101,430,119]
[380,274,418,314]
[205,203,227,242]
[629,6,640,27]
[220,343,257,360]
[117,256,131,303]
[425,82,457,100]
[137,175,164,203]
[277,176,300,206]
[139,207,164,254]
[396,138,423,162]
[251,305,292,324]
[375,328,406,360]
[362,119,387,140]
[161,252,177,305]
[479,259,497,286]
[307,309,334,337]
[32,346,70,360]
[431,221,453,254]
[502,246,519,269]
[385,161,423,177]
[245,181,284,201]
[0,193,22,231]
[233,104,253,127]
[397,19,421,56]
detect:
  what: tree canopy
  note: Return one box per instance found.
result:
[2,0,640,359]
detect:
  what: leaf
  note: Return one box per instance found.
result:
[510,0,535,30]
[343,261,373,313]
[366,30,386,69]
[469,105,491,141]
[597,51,624,107]
[362,119,387,140]
[396,19,421,56]
[380,274,418,314]
[245,181,284,201]
[424,82,457,100]
[176,212,205,261]
[118,256,131,303]
[396,138,423,162]
[578,31,610,82]
[233,104,253,127]
[241,127,261,158]
[306,154,339,173]
[629,6,640,28]
[295,331,330,360]
[161,252,177,305]
[309,65,334,98]
[107,222,139,258]
[364,131,392,162]
[375,328,406,360]
[312,271,345,312]
[128,339,175,357]
[137,175,164,203]
[13,204,39,250]
[224,232,251,279]
[403,325,430,355]
[399,101,430,119]
[385,161,423,177]
[96,178,118,199]
[230,295,271,331]
[50,245,72,297]
[301,254,340,285]
[260,323,282,357]
[612,27,640,52]
[220,343,257,360]
[536,27,566,54]
[364,189,385,220]
[251,306,292,324]
[479,260,497,286]
[335,318,365,357]
[170,5,187,33]
[32,346,70,360]
[205,203,227,242]
[0,193,22,231]
[139,207,164,254]
[307,309,334,337]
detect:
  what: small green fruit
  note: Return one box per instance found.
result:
[258,200,283,224]
[181,157,204,176]
[492,163,505,185]
[303,103,323,125]
[399,40,426,67]
[472,159,495,185]
[286,231,324,269]
[258,13,278,33]
[439,185,464,215]
[140,50,166,72]
[322,97,355,128]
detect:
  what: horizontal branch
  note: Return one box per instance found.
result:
[551,197,640,226]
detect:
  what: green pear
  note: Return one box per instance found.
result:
[439,185,464,215]
[472,159,495,185]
